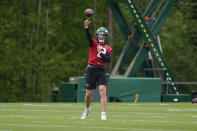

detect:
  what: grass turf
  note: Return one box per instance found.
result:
[0,102,197,131]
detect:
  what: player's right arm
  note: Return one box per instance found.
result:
[84,19,93,47]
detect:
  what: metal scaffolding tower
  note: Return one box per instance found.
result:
[108,0,179,94]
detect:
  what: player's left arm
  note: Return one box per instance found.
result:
[100,53,111,63]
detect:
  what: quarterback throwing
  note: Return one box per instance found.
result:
[81,19,112,120]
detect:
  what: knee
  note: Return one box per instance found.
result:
[99,88,106,96]
[86,93,92,97]
[86,91,93,97]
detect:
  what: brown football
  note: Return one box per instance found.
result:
[192,98,197,104]
[84,8,94,17]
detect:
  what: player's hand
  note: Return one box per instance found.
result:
[84,19,91,29]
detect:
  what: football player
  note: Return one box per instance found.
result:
[81,19,112,120]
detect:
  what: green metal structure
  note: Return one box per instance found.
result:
[108,0,180,94]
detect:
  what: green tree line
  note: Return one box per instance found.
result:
[0,0,196,102]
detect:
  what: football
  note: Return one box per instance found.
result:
[84,8,94,17]
[192,98,197,104]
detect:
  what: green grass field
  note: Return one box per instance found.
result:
[0,102,197,131]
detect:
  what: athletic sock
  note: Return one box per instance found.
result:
[101,112,106,115]
[86,107,91,111]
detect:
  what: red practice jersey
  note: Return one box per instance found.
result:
[88,38,112,68]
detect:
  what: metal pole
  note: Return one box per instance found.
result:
[157,35,163,53]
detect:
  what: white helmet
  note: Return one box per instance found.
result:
[96,27,108,43]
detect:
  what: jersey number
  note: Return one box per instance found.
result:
[97,48,106,58]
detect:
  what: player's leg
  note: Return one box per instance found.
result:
[85,89,94,108]
[81,68,96,120]
[99,85,107,120]
[97,70,108,120]
[98,85,107,112]
[81,89,94,120]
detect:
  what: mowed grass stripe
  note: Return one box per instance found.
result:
[0,123,182,131]
[0,103,197,131]
[0,115,196,125]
